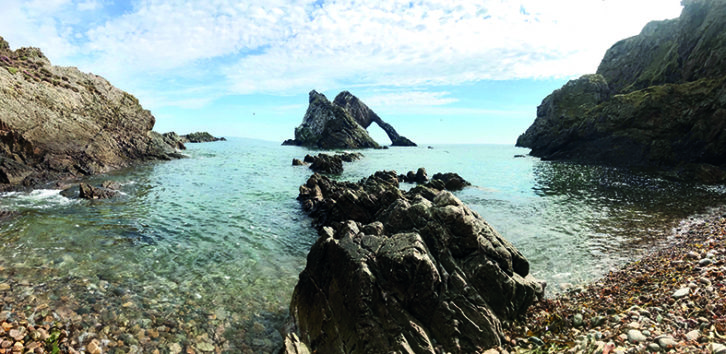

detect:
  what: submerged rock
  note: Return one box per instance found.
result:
[283,90,416,148]
[287,171,542,353]
[516,1,726,183]
[0,36,182,190]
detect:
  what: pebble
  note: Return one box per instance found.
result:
[699,258,713,266]
[572,313,583,327]
[656,335,677,349]
[647,342,662,352]
[685,329,699,341]
[0,283,10,291]
[709,343,726,354]
[626,329,647,343]
[196,342,215,352]
[169,343,182,354]
[686,251,700,259]
[672,288,690,299]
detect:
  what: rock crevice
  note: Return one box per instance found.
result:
[286,171,542,353]
[0,36,182,190]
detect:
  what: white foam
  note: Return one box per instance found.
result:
[0,189,76,210]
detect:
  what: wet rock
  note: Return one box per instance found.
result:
[415,167,428,183]
[430,172,471,191]
[79,183,117,200]
[307,154,343,175]
[287,171,541,353]
[292,158,305,166]
[699,258,714,266]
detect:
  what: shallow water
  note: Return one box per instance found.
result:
[1,138,724,352]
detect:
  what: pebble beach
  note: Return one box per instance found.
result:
[501,207,726,354]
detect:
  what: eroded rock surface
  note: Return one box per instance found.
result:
[286,171,542,353]
[516,0,726,182]
[0,36,182,190]
[283,90,416,148]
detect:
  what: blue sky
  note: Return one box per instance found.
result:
[0,0,683,144]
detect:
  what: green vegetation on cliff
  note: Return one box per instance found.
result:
[517,0,726,183]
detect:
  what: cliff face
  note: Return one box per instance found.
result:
[517,0,726,182]
[0,36,181,189]
[283,90,416,148]
[333,91,417,147]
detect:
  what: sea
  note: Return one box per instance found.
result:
[1,137,724,352]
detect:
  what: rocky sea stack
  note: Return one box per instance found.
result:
[517,0,726,183]
[0,36,182,190]
[284,171,543,353]
[283,90,416,149]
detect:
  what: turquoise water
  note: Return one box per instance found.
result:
[1,138,725,352]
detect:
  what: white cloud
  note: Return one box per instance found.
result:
[364,91,458,108]
[0,0,684,106]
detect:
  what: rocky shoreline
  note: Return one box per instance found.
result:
[499,207,726,354]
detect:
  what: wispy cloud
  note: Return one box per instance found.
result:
[0,0,683,107]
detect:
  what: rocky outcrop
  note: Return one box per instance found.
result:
[283,90,416,148]
[286,171,542,353]
[0,36,183,190]
[297,152,363,175]
[333,91,417,146]
[516,0,726,182]
[78,182,118,199]
[180,131,225,143]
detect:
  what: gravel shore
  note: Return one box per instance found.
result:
[500,207,726,353]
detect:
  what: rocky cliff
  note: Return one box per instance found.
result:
[283,90,416,148]
[284,171,542,353]
[0,36,182,190]
[333,91,417,147]
[517,0,726,182]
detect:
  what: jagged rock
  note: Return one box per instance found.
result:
[161,132,187,150]
[0,36,182,190]
[431,172,471,191]
[287,171,542,353]
[292,158,306,166]
[78,183,117,199]
[309,154,343,174]
[287,91,380,149]
[301,152,363,174]
[284,90,416,148]
[180,131,225,143]
[333,91,417,147]
[516,0,726,183]
[400,167,430,184]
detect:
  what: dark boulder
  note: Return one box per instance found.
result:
[431,172,471,191]
[283,90,417,149]
[286,171,542,353]
[78,183,117,199]
[415,167,428,183]
[287,91,380,149]
[180,131,224,143]
[292,158,306,166]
